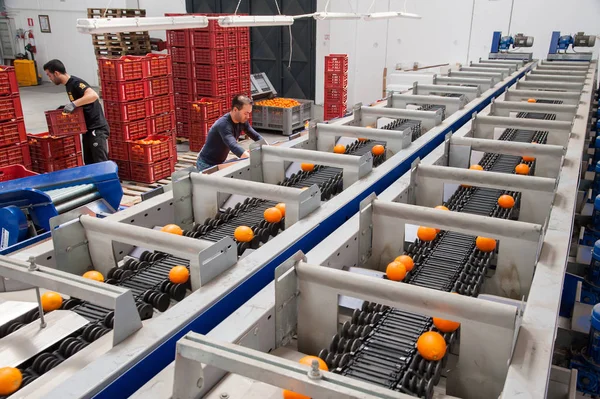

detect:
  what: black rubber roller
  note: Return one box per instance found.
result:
[143,290,170,312]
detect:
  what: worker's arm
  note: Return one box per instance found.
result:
[244,122,264,142]
[218,124,247,159]
[72,87,99,107]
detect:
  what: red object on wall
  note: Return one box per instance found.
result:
[27,18,34,27]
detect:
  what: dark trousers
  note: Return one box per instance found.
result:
[83,125,109,165]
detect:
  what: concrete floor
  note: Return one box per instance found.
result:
[19,82,284,153]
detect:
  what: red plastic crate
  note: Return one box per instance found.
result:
[104,100,148,122]
[226,47,237,63]
[194,64,227,81]
[325,87,348,102]
[193,48,227,65]
[45,108,87,136]
[238,61,250,78]
[128,135,173,163]
[101,80,148,102]
[147,77,173,97]
[173,78,195,95]
[240,79,251,92]
[130,157,173,183]
[0,120,26,147]
[172,62,192,79]
[190,98,223,121]
[147,112,176,134]
[0,143,30,168]
[113,159,131,180]
[166,30,191,48]
[0,96,23,122]
[237,30,250,47]
[0,164,37,182]
[229,79,240,94]
[146,54,172,77]
[174,93,194,110]
[224,30,237,47]
[148,95,175,116]
[325,71,348,88]
[191,30,226,48]
[168,46,193,63]
[98,56,148,81]
[237,47,250,62]
[28,132,82,160]
[0,67,19,97]
[225,63,238,77]
[31,152,83,173]
[108,119,149,141]
[108,140,129,161]
[189,135,206,152]
[325,54,349,73]
[324,102,347,116]
[175,107,190,123]
[196,80,228,97]
[176,122,189,138]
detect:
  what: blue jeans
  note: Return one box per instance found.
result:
[196,157,214,172]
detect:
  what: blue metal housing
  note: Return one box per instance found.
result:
[490,31,502,53]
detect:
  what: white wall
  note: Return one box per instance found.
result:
[4,0,185,86]
[316,0,600,107]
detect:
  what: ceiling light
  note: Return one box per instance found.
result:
[76,16,209,34]
[364,11,402,20]
[313,12,362,20]
[218,15,294,27]
[398,12,422,19]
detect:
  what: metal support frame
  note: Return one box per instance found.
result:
[252,144,373,190]
[354,104,443,131]
[516,80,585,91]
[433,74,495,92]
[387,93,467,116]
[313,123,412,156]
[449,70,503,82]
[0,255,142,345]
[538,63,589,71]
[471,114,573,147]
[360,197,542,299]
[172,331,407,399]
[504,88,582,105]
[479,58,525,67]
[530,69,589,77]
[458,67,508,79]
[525,74,587,83]
[489,51,533,61]
[470,62,517,74]
[448,135,565,178]
[412,82,481,101]
[273,253,519,399]
[489,99,577,121]
[190,172,321,230]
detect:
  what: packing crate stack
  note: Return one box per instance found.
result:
[99,54,176,183]
[323,54,349,120]
[88,8,152,58]
[166,13,251,150]
[28,108,87,173]
[0,66,30,172]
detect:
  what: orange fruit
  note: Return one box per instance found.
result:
[435,205,449,211]
[264,207,283,223]
[386,261,407,281]
[0,367,22,396]
[522,155,535,162]
[417,331,447,361]
[82,270,104,283]
[300,163,314,172]
[497,194,515,209]
[298,355,328,371]
[234,226,254,242]
[357,137,368,142]
[417,226,437,242]
[333,144,346,154]
[275,203,286,217]
[41,291,63,312]
[515,163,530,175]
[161,224,183,235]
[169,266,190,284]
[433,317,461,333]
[371,145,385,156]
[527,98,537,103]
[282,390,308,399]
[469,164,483,171]
[394,255,414,272]
[476,236,497,252]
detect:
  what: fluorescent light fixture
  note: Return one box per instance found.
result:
[313,12,362,20]
[398,12,422,19]
[76,16,209,34]
[364,11,402,20]
[218,15,294,27]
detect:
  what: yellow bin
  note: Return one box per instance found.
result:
[14,60,38,86]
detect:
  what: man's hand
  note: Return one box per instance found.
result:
[63,102,76,114]
[241,151,250,159]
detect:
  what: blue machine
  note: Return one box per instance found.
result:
[489,31,534,61]
[571,304,600,394]
[548,31,596,61]
[0,161,123,254]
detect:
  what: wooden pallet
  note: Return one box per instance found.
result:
[88,8,146,19]
[95,47,151,57]
[92,33,149,42]
[93,39,151,48]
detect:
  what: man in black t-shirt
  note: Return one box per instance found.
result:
[43,59,109,165]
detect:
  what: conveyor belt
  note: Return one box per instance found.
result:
[316,104,560,398]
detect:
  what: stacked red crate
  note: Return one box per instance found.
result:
[323,54,349,120]
[0,67,30,170]
[189,98,223,152]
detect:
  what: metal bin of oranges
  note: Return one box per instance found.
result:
[252,97,313,136]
